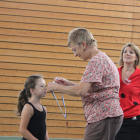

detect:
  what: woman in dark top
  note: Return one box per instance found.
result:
[16,74,49,140]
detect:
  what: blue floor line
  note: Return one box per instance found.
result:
[0,136,82,140]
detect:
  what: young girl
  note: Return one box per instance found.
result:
[16,74,49,140]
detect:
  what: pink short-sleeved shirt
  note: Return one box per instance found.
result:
[81,52,123,124]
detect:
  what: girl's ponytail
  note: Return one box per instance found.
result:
[16,88,28,116]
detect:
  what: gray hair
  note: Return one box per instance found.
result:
[67,27,97,48]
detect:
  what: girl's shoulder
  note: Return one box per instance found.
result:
[42,105,47,113]
[24,103,34,110]
[21,103,34,118]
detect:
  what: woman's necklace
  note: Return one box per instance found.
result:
[122,67,135,83]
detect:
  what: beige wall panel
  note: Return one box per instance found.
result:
[0,96,83,108]
[0,48,82,61]
[132,26,140,33]
[1,0,134,12]
[0,25,132,38]
[0,104,84,114]
[132,32,140,39]
[0,63,85,74]
[133,19,140,26]
[0,111,85,121]
[0,89,82,101]
[134,1,140,12]
[0,92,83,108]
[0,54,119,64]
[0,8,133,25]
[3,0,134,6]
[0,110,19,118]
[0,42,72,53]
[0,90,20,97]
[0,15,133,31]
[0,35,67,46]
[0,131,84,139]
[0,42,122,56]
[0,34,131,46]
[0,125,85,135]
[0,51,120,64]
[0,69,83,81]
[133,13,140,19]
[132,38,140,46]
[0,55,88,68]
[0,132,83,139]
[0,41,125,51]
[0,118,85,128]
[0,2,133,19]
[74,0,133,5]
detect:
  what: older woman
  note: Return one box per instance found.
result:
[48,27,123,140]
[115,43,140,140]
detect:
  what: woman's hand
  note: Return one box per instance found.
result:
[47,82,57,92]
[54,77,74,86]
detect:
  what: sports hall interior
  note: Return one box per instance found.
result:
[0,0,140,139]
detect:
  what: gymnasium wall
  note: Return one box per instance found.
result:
[0,0,140,139]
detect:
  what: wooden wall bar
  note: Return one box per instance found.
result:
[0,0,140,139]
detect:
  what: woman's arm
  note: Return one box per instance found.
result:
[48,82,91,97]
[19,104,38,140]
[54,77,79,86]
